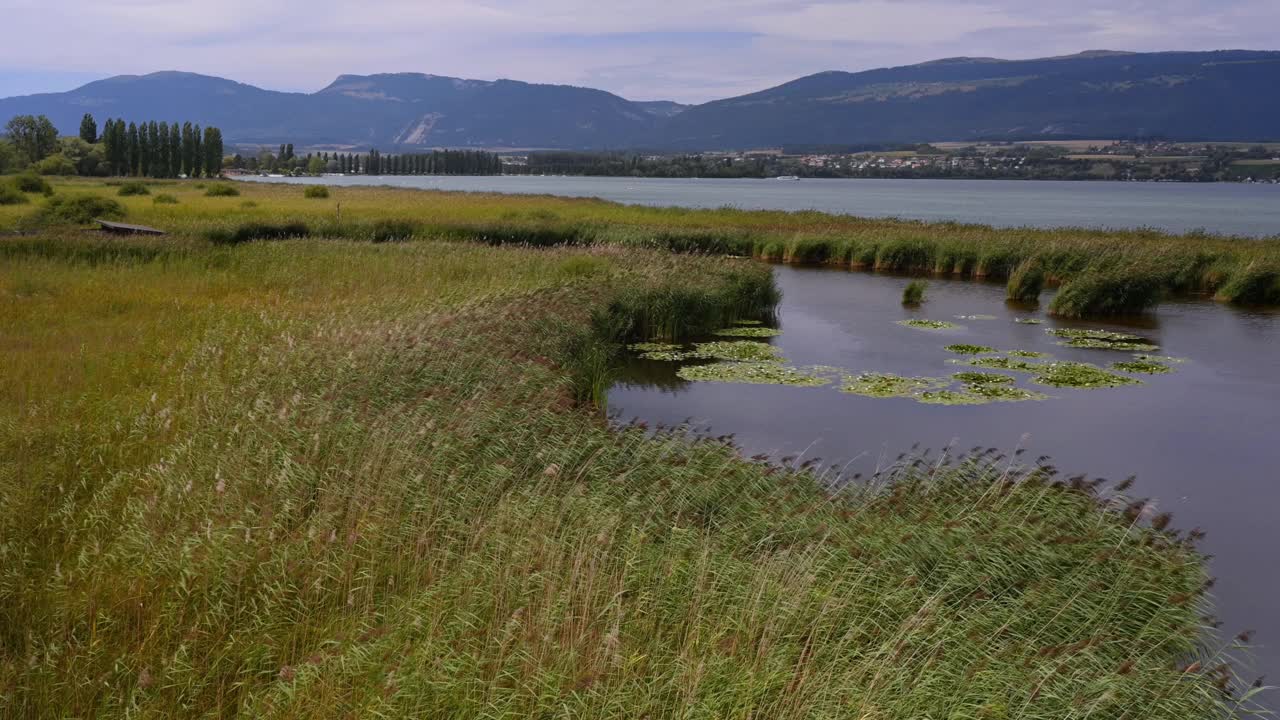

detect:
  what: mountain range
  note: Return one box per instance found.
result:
[3,50,1278,150]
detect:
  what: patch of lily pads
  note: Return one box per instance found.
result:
[713,326,783,338]
[676,362,830,386]
[961,356,1043,373]
[1111,358,1173,375]
[945,343,997,355]
[1032,362,1142,389]
[897,319,959,331]
[1008,350,1047,358]
[1014,318,1043,325]
[636,340,783,363]
[1047,328,1159,352]
[955,314,998,321]
[840,372,947,399]
[952,371,1015,385]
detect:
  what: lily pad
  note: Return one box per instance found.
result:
[714,327,783,338]
[1133,354,1187,364]
[1032,362,1142,389]
[967,384,1049,402]
[1048,328,1159,351]
[945,343,997,355]
[1112,359,1173,375]
[677,363,830,386]
[732,319,764,326]
[1014,318,1043,325]
[918,390,989,405]
[897,319,959,331]
[1059,338,1161,351]
[955,314,998,321]
[629,342,683,353]
[840,372,946,399]
[953,371,1016,385]
[687,341,783,363]
[963,357,1043,373]
[1008,350,1048,358]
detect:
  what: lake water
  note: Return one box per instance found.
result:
[240,175,1280,238]
[610,266,1280,694]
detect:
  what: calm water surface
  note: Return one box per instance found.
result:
[610,266,1280,690]
[242,175,1280,237]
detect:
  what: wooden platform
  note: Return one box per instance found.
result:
[96,219,167,236]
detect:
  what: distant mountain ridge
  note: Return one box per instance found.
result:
[2,50,1277,150]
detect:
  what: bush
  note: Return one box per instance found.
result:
[303,185,330,199]
[14,172,52,194]
[34,153,78,176]
[38,194,126,224]
[1006,259,1045,302]
[204,184,240,197]
[152,193,179,205]
[206,220,309,245]
[0,183,29,205]
[371,219,417,242]
[902,280,927,305]
[117,181,151,197]
[1049,270,1165,317]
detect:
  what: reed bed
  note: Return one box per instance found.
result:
[0,224,1264,717]
[2,178,1277,314]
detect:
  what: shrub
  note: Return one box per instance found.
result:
[14,172,52,194]
[371,219,418,242]
[902,280,927,305]
[37,194,126,224]
[34,153,78,176]
[1006,259,1045,302]
[303,185,330,199]
[206,220,309,245]
[204,184,240,197]
[152,193,179,205]
[0,183,29,205]
[117,181,151,197]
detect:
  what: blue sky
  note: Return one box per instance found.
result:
[2,0,1277,103]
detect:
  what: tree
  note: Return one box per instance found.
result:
[181,122,195,177]
[4,114,59,164]
[307,154,325,174]
[127,122,140,176]
[169,122,181,177]
[203,126,222,178]
[79,113,98,144]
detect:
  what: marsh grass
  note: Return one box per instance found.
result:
[116,181,151,196]
[902,279,927,305]
[303,184,331,199]
[0,228,1259,718]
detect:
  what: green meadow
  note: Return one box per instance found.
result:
[0,178,1264,717]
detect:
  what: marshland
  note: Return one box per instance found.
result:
[1,177,1275,717]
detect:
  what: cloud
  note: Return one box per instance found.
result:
[1,0,1277,102]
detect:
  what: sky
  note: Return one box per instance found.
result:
[1,0,1278,103]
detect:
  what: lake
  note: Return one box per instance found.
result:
[610,265,1280,694]
[240,175,1280,238]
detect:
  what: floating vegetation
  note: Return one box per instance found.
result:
[1008,350,1047,358]
[1033,362,1142,389]
[1048,327,1159,352]
[963,356,1043,373]
[629,342,683,353]
[968,384,1049,402]
[1133,354,1187,364]
[955,314,997,321]
[687,341,783,363]
[677,362,829,386]
[945,343,997,355]
[713,326,783,338]
[952,371,1015,385]
[1014,318,1043,325]
[732,319,763,326]
[918,390,988,405]
[896,319,958,331]
[840,372,946,399]
[1112,359,1174,375]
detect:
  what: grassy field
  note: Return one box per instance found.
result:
[0,178,1267,717]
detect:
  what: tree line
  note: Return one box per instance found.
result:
[0,112,223,177]
[227,148,502,176]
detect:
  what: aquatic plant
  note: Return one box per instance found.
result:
[1014,317,1043,325]
[952,371,1015,385]
[968,384,1050,402]
[713,326,783,338]
[733,319,764,326]
[1132,354,1187,364]
[918,390,988,405]
[628,342,683,353]
[676,362,829,386]
[902,280,927,305]
[685,341,783,363]
[1050,269,1166,317]
[1006,258,1046,302]
[840,372,946,398]
[896,319,958,331]
[1060,337,1161,351]
[954,314,997,320]
[1033,362,1143,389]
[1048,327,1159,351]
[964,356,1043,373]
[945,343,997,355]
[1112,359,1174,374]
[1008,349,1048,358]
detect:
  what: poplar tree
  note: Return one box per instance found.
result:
[79,113,97,144]
[203,126,222,177]
[181,122,194,177]
[169,122,181,177]
[192,125,203,178]
[127,122,140,176]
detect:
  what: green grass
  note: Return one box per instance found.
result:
[902,279,927,305]
[0,181,1260,718]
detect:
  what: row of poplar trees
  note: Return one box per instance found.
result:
[97,117,224,178]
